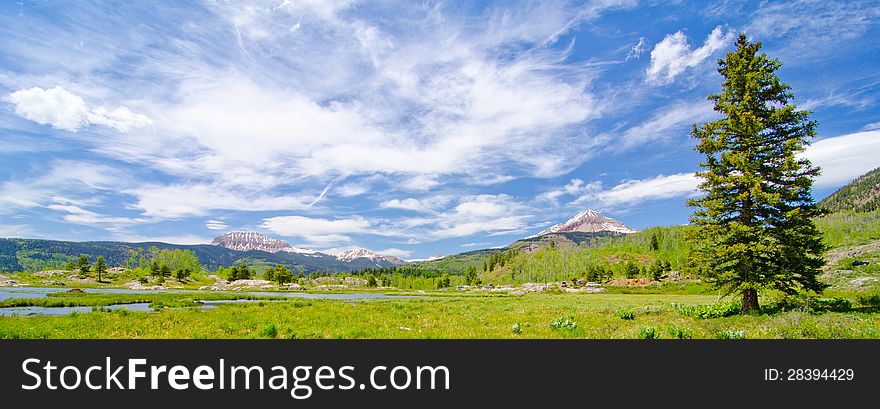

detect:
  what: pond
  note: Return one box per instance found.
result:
[0,286,420,316]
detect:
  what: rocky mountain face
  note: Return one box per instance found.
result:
[532,209,637,237]
[335,248,408,266]
[211,231,317,255]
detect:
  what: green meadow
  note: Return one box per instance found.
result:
[1,290,878,339]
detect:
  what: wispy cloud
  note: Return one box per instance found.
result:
[614,99,715,150]
[205,220,229,231]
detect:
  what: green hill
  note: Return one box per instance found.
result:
[0,238,390,274]
[819,166,880,213]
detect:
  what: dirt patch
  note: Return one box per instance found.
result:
[605,278,655,287]
[823,239,880,269]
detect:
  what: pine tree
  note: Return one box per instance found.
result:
[687,34,826,313]
[77,255,91,277]
[94,256,107,283]
[273,265,293,285]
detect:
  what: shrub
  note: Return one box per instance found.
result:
[667,325,693,339]
[778,296,854,313]
[857,294,880,308]
[259,323,278,338]
[550,316,578,330]
[673,301,741,319]
[638,327,659,339]
[616,310,635,320]
[716,330,745,339]
[810,297,852,313]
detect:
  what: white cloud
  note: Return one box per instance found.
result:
[8,86,89,131]
[571,173,701,207]
[9,86,151,132]
[646,26,733,84]
[616,100,715,149]
[380,198,427,212]
[599,173,701,206]
[205,220,229,231]
[260,215,372,244]
[802,130,880,188]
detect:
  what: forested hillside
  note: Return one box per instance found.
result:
[819,166,880,212]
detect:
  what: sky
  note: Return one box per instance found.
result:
[1,0,879,260]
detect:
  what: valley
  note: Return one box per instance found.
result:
[1,171,879,338]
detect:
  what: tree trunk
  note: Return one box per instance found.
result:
[741,288,759,313]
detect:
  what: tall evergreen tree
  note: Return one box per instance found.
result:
[687,34,826,312]
[94,256,107,283]
[77,255,90,277]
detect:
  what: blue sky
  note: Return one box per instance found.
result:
[1,0,879,259]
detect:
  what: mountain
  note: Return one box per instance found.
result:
[335,248,409,266]
[211,231,318,255]
[0,235,395,274]
[819,166,880,213]
[531,209,637,237]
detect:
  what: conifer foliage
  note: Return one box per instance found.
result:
[687,34,826,312]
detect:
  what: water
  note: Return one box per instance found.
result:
[0,303,155,317]
[0,286,419,316]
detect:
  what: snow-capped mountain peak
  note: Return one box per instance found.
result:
[335,248,408,266]
[211,231,317,255]
[531,209,637,237]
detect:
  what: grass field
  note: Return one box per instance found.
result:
[1,291,878,339]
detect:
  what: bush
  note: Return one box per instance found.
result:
[667,325,693,339]
[810,298,852,313]
[716,330,745,339]
[615,310,635,320]
[550,316,578,330]
[259,323,278,338]
[638,327,659,339]
[857,294,880,308]
[673,301,741,319]
[777,296,854,313]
